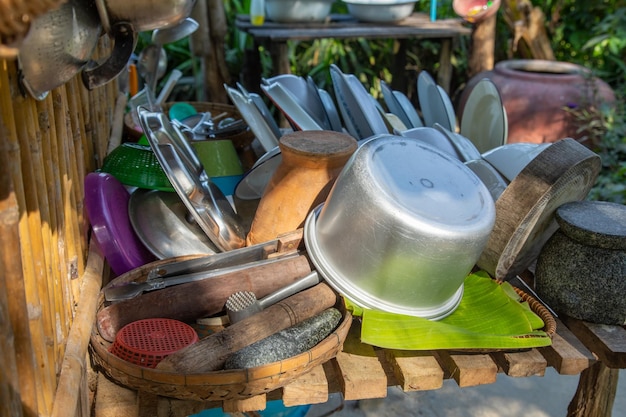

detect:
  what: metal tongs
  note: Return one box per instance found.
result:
[137,107,246,252]
[146,237,294,280]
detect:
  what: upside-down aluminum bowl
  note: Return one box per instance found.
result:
[304,133,496,319]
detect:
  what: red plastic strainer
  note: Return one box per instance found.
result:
[109,318,198,368]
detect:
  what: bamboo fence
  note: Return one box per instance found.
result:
[0,35,117,416]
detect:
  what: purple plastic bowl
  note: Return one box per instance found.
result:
[84,172,155,276]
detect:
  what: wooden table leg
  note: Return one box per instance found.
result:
[268,41,291,127]
[567,361,618,417]
[269,41,290,76]
[241,40,264,94]
[391,39,408,93]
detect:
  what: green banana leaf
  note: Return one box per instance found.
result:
[346,271,552,350]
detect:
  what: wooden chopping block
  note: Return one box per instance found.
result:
[156,282,338,373]
[96,254,312,342]
[477,138,601,281]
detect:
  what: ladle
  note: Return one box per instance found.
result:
[152,17,199,44]
[136,44,167,106]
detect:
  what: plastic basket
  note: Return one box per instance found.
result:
[100,143,175,192]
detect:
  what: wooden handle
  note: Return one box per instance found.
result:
[96,255,312,342]
[156,282,338,373]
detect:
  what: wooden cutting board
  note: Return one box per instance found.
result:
[477,138,602,281]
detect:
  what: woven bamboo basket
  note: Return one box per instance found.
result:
[89,256,352,401]
[509,284,557,337]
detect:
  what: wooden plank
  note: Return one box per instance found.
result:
[537,318,596,375]
[332,325,387,400]
[561,317,626,369]
[51,241,104,417]
[281,364,329,406]
[435,352,498,388]
[222,395,267,413]
[236,13,471,42]
[94,374,138,417]
[384,350,444,391]
[491,349,547,377]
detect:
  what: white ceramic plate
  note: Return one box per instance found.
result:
[318,88,344,132]
[417,71,453,131]
[261,82,324,131]
[393,90,423,128]
[464,158,509,202]
[433,123,482,162]
[460,78,507,154]
[306,75,333,130]
[225,84,280,153]
[343,71,388,137]
[234,147,282,200]
[248,92,283,140]
[330,65,366,139]
[384,113,407,132]
[263,74,328,128]
[399,127,460,160]
[482,142,551,182]
[381,80,412,129]
[438,85,457,131]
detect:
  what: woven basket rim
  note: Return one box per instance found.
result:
[89,255,352,401]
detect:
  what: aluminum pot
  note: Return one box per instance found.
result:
[304,133,496,319]
[95,0,196,34]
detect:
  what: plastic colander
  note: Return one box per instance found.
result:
[100,143,174,192]
[109,318,199,368]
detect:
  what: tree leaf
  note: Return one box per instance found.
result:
[352,272,552,350]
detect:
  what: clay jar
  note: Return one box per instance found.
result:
[458,60,615,146]
[535,201,626,325]
[245,130,358,246]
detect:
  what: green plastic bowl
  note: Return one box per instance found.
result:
[100,143,174,192]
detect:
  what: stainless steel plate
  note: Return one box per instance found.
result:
[129,189,218,259]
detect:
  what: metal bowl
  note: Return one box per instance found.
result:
[265,0,335,22]
[304,133,496,319]
[344,0,416,23]
[95,0,195,33]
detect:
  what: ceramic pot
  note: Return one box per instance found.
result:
[245,130,357,246]
[452,0,501,24]
[535,201,626,325]
[458,60,615,147]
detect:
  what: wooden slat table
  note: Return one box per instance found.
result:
[235,13,472,94]
[91,312,626,417]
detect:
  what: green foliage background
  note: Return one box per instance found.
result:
[155,0,626,204]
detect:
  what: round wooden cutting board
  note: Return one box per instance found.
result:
[477,138,602,281]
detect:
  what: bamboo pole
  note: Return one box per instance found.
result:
[11,68,58,415]
[0,63,29,417]
[66,77,89,242]
[52,87,83,309]
[2,59,47,417]
[32,90,69,361]
[51,240,104,417]
[41,90,74,340]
